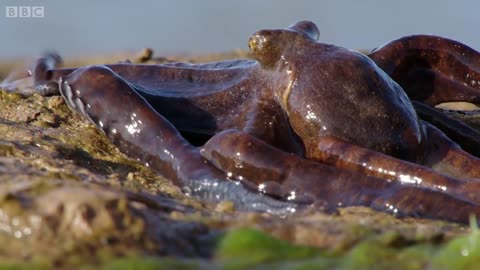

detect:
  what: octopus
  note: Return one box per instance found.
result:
[3,21,480,224]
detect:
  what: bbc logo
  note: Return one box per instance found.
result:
[5,6,45,18]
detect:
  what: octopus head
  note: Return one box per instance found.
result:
[248,21,319,69]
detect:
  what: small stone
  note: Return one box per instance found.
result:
[215,200,235,213]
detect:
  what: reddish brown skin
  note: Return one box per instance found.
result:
[4,21,480,223]
[369,35,480,106]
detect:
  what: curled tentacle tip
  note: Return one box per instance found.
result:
[40,50,63,65]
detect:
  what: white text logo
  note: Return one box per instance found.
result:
[6,6,44,18]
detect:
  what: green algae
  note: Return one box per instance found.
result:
[2,225,480,270]
[214,226,480,270]
[431,218,480,270]
[95,257,202,270]
[212,225,480,270]
[215,228,326,270]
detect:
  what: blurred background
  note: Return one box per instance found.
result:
[0,0,479,58]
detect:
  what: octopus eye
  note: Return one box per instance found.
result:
[248,30,271,54]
